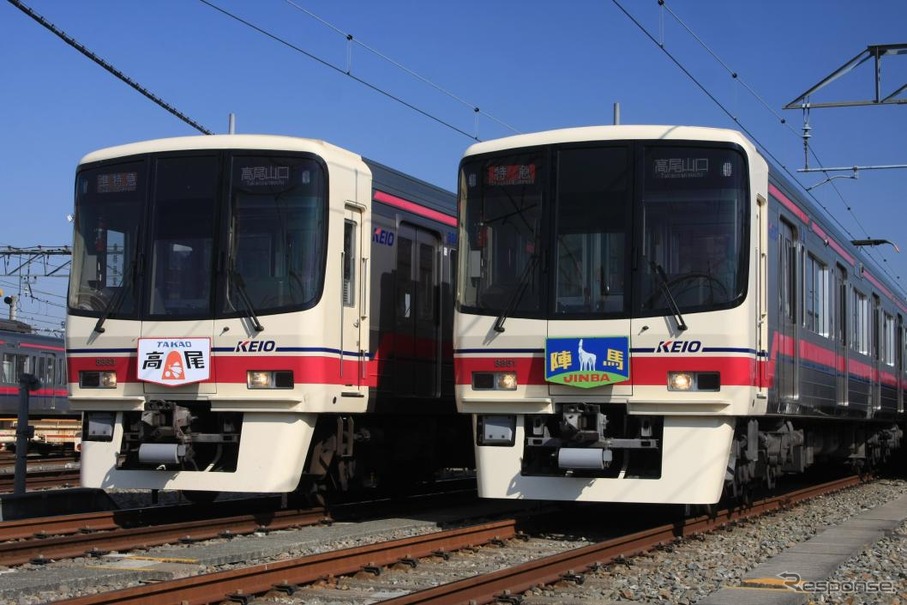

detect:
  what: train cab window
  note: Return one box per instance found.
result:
[70,160,145,316]
[223,155,327,316]
[148,157,218,317]
[639,146,748,313]
[458,152,545,316]
[554,146,630,315]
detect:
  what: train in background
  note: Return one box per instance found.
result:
[454,124,905,505]
[0,317,78,454]
[67,134,471,500]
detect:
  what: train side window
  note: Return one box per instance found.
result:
[397,234,413,319]
[883,312,895,366]
[343,220,356,307]
[873,295,881,360]
[0,353,11,384]
[836,265,847,346]
[779,219,797,324]
[805,253,829,337]
[4,353,30,384]
[417,242,435,322]
[852,288,869,355]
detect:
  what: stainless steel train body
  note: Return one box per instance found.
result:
[454,125,905,504]
[67,134,468,495]
[0,318,68,416]
[0,318,73,452]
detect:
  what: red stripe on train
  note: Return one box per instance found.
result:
[454,356,758,386]
[68,354,380,387]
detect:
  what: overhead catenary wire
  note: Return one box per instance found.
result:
[8,0,904,329]
[198,0,485,142]
[613,0,903,293]
[281,0,521,137]
[7,0,214,135]
[657,0,797,135]
[654,0,904,287]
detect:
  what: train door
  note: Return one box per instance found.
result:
[756,194,768,395]
[39,351,59,412]
[777,219,798,404]
[835,265,848,406]
[342,206,366,394]
[394,223,440,398]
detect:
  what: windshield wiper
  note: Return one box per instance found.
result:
[229,269,264,332]
[493,253,539,333]
[93,260,138,334]
[651,262,688,332]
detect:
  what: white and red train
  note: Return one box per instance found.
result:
[66,134,470,498]
[67,126,906,505]
[453,125,905,504]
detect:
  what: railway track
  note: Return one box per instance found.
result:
[9,475,865,605]
[0,505,330,567]
[0,484,482,567]
[0,466,81,492]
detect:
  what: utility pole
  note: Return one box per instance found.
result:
[0,246,71,331]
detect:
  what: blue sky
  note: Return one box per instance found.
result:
[2,0,905,334]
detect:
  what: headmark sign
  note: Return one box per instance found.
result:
[137,338,211,386]
[545,336,630,388]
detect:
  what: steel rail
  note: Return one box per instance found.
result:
[382,475,864,604]
[45,476,863,605]
[53,519,519,605]
[0,507,330,567]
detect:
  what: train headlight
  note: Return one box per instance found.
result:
[80,371,117,388]
[667,371,720,391]
[668,372,693,391]
[472,371,518,390]
[246,370,294,389]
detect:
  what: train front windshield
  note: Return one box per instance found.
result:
[69,152,327,321]
[457,143,748,318]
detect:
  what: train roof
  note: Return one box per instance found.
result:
[0,318,36,334]
[78,134,365,170]
[462,124,760,158]
[364,157,456,217]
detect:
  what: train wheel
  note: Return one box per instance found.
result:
[290,478,327,508]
